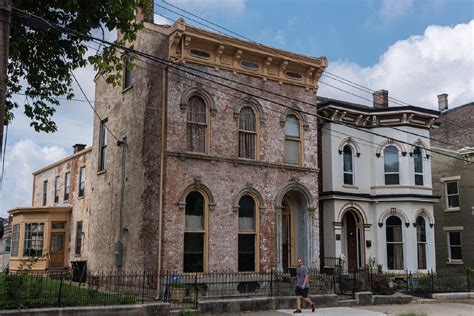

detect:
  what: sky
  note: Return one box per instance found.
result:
[1,0,473,217]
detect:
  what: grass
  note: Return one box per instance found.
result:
[0,273,138,309]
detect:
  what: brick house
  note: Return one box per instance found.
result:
[86,15,328,274]
[318,92,440,272]
[431,95,474,270]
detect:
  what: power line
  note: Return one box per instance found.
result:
[7,7,470,164]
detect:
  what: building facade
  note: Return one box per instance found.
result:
[319,93,439,272]
[8,145,91,272]
[86,17,328,274]
[431,97,474,270]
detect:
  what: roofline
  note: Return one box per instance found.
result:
[439,101,474,115]
[32,147,92,176]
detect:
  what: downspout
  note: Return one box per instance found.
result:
[116,136,127,269]
[157,66,168,295]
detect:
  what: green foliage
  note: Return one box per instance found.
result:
[7,0,152,132]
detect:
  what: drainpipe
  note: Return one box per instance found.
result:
[157,66,168,296]
[115,137,127,269]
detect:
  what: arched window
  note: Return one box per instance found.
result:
[184,191,207,272]
[239,106,257,159]
[416,216,427,269]
[238,195,258,272]
[414,146,423,185]
[384,145,400,185]
[343,145,354,185]
[187,96,208,153]
[386,216,403,270]
[284,115,302,165]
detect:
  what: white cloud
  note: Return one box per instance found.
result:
[378,0,414,21]
[164,0,246,14]
[0,140,68,217]
[154,14,172,25]
[319,20,474,110]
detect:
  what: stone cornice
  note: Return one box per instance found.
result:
[167,18,327,91]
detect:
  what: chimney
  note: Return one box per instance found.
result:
[438,93,448,111]
[73,144,86,153]
[373,90,389,108]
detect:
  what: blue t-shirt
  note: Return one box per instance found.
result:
[296,265,309,288]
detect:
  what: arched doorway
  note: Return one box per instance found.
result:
[342,209,365,270]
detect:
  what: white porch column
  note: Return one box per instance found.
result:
[275,206,283,272]
[334,222,342,259]
[308,207,317,269]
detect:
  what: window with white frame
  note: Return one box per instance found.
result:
[239,106,257,159]
[384,145,400,185]
[54,176,60,203]
[445,181,460,209]
[413,146,423,186]
[24,223,44,257]
[238,195,257,272]
[78,166,86,197]
[284,114,302,165]
[386,216,404,270]
[416,216,427,269]
[64,172,70,201]
[447,231,462,261]
[343,145,354,185]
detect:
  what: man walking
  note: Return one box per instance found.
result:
[294,257,315,313]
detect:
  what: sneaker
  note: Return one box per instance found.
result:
[312,303,315,312]
[293,310,302,313]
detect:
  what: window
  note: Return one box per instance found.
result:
[239,106,257,159]
[54,176,60,203]
[414,146,423,185]
[384,146,400,185]
[187,96,207,153]
[184,191,207,272]
[447,231,462,261]
[284,114,302,165]
[238,195,257,272]
[79,166,86,197]
[123,53,133,89]
[64,172,70,201]
[446,181,460,209]
[4,238,11,253]
[416,216,427,269]
[42,180,48,206]
[11,224,19,257]
[75,221,83,256]
[343,145,354,185]
[24,223,44,257]
[99,119,108,171]
[386,216,403,270]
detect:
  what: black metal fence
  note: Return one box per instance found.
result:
[1,268,473,310]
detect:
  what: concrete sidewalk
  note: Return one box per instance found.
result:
[275,307,385,315]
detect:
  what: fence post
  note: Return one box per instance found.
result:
[270,269,273,297]
[406,271,409,294]
[467,268,471,292]
[57,273,64,306]
[194,273,198,309]
[141,270,146,304]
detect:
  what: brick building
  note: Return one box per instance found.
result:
[86,16,327,274]
[431,95,474,270]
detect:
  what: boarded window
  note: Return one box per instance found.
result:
[184,191,206,272]
[42,180,48,206]
[75,221,83,256]
[187,96,207,153]
[238,195,256,272]
[239,106,257,159]
[284,115,301,165]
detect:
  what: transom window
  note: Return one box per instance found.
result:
[384,145,400,185]
[24,223,45,257]
[416,216,427,269]
[343,145,354,185]
[187,96,208,153]
[447,231,462,261]
[238,195,257,272]
[184,191,207,272]
[414,146,424,185]
[386,216,403,270]
[445,181,460,209]
[239,106,257,159]
[284,114,302,165]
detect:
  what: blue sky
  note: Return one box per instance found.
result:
[1,0,473,216]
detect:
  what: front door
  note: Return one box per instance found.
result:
[346,212,358,271]
[50,232,65,268]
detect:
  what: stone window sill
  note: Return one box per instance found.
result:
[447,260,464,265]
[97,170,107,176]
[342,184,358,189]
[444,207,461,212]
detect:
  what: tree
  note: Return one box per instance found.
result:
[6,0,152,132]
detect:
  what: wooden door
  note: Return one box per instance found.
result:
[50,232,65,268]
[346,213,357,271]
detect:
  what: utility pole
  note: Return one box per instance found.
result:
[0,0,10,159]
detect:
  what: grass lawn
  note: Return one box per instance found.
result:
[0,273,139,309]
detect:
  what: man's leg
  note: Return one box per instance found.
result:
[296,295,301,310]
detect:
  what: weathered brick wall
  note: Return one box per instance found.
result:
[431,103,474,150]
